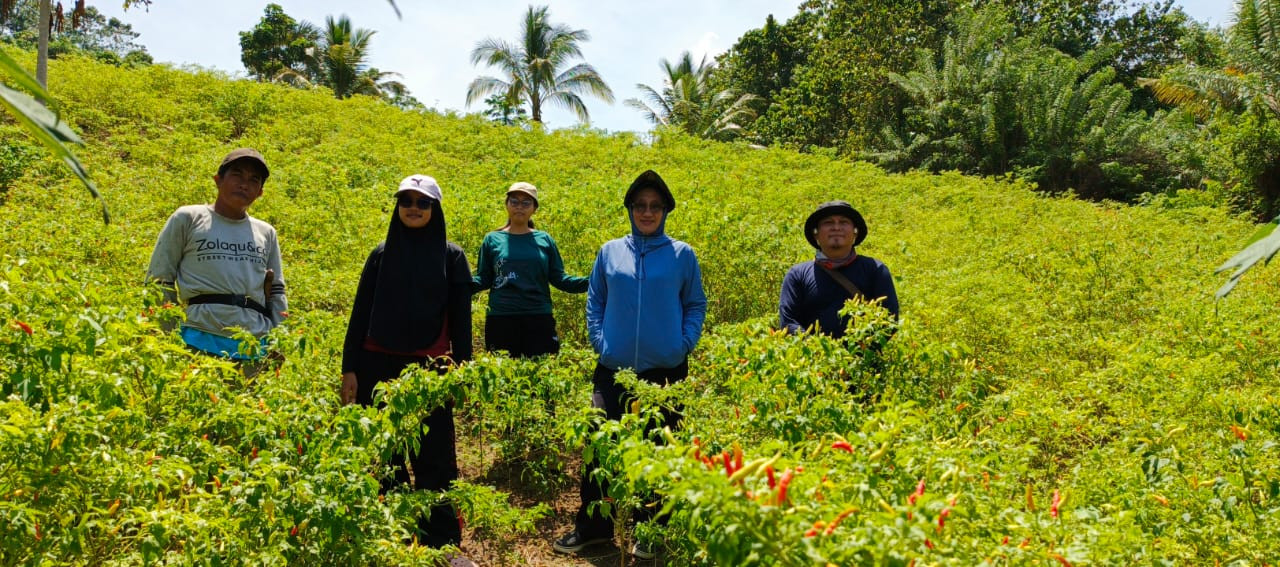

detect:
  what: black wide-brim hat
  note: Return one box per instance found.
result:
[804,200,867,249]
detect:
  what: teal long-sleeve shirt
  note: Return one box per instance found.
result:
[471,230,588,315]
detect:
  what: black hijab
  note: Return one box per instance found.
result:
[366,199,450,352]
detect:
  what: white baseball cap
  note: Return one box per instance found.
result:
[397,174,443,202]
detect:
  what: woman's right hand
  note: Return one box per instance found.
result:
[340,372,358,405]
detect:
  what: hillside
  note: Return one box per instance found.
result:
[3,55,1280,565]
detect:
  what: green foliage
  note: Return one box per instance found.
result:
[465,4,614,124]
[255,10,408,103]
[874,6,1174,200]
[0,126,38,195]
[749,0,953,152]
[0,1,150,64]
[0,48,104,222]
[712,13,813,104]
[4,54,1280,564]
[626,51,759,141]
[1143,0,1280,220]
[480,93,527,126]
[238,3,318,82]
[999,0,1196,100]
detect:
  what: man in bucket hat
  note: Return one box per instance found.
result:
[779,200,898,338]
[147,148,287,366]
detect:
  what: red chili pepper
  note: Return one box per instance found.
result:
[1001,535,1009,545]
[251,447,258,460]
[938,506,951,530]
[733,444,743,472]
[1051,490,1061,518]
[909,478,926,505]
[766,466,776,489]
[290,525,299,537]
[1231,425,1248,441]
[12,320,32,335]
[777,469,794,505]
[825,508,857,535]
[723,451,734,477]
[804,527,819,537]
[297,443,304,456]
[831,441,853,453]
[34,522,41,541]
[924,538,934,549]
[1050,553,1071,566]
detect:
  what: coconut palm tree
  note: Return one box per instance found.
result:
[275,15,404,100]
[465,5,613,124]
[626,51,760,141]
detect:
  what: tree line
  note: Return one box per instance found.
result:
[456,1,1280,222]
[5,1,1279,222]
[707,0,1277,219]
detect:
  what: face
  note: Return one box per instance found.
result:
[396,192,434,229]
[505,193,537,222]
[630,188,666,236]
[213,161,265,216]
[815,214,857,254]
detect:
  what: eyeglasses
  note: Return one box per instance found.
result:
[630,202,666,214]
[397,195,435,210]
[506,198,536,208]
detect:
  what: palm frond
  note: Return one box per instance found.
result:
[1215,215,1280,298]
[466,75,513,107]
[542,90,590,122]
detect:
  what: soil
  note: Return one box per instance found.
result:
[451,422,663,567]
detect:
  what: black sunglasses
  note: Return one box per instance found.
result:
[397,194,435,210]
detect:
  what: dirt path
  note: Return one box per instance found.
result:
[453,426,663,566]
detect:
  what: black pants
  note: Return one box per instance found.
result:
[575,360,687,536]
[354,350,461,548]
[484,313,561,358]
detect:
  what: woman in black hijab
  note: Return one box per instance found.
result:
[340,174,472,549]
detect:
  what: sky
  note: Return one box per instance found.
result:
[93,1,1234,134]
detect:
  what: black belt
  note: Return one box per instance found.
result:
[188,294,272,320]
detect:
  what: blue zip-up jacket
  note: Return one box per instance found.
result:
[586,209,706,373]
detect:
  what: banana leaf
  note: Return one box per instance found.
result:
[0,46,107,224]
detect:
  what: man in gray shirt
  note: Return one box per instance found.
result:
[147,148,287,360]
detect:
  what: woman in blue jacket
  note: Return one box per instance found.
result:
[553,170,707,559]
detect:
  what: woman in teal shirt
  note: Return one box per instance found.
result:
[472,182,588,357]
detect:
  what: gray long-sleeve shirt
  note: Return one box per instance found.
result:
[147,204,287,338]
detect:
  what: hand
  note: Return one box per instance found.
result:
[340,372,358,405]
[263,269,275,302]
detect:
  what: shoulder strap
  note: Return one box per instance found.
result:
[815,262,865,300]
